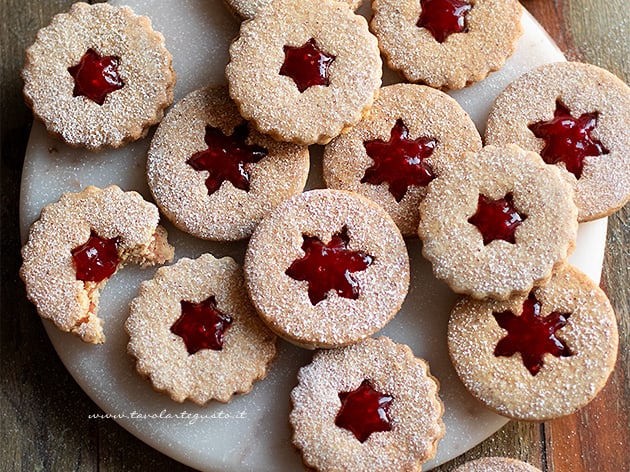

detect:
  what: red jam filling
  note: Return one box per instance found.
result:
[187,125,267,195]
[279,38,335,93]
[528,100,608,179]
[362,119,437,202]
[493,294,572,376]
[285,226,374,305]
[417,0,472,43]
[468,193,526,245]
[335,379,393,443]
[68,49,124,105]
[71,231,120,282]
[171,296,233,355]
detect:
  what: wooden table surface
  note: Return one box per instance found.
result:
[1,1,628,471]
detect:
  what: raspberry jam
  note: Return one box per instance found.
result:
[71,231,120,282]
[279,38,335,93]
[528,100,608,179]
[68,49,124,105]
[171,296,233,355]
[493,294,572,376]
[417,0,472,43]
[285,226,374,305]
[335,379,393,443]
[362,119,437,202]
[187,125,267,195]
[468,193,526,245]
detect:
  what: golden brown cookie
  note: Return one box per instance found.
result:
[454,457,542,472]
[290,336,444,472]
[244,189,410,349]
[485,61,630,222]
[147,86,310,241]
[22,2,175,149]
[20,185,174,344]
[447,263,618,421]
[323,83,482,236]
[418,144,578,300]
[126,254,277,404]
[224,0,363,20]
[226,0,382,145]
[370,0,522,90]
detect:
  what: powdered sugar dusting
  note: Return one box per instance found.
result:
[454,456,541,472]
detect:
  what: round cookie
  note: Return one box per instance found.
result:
[370,0,522,90]
[454,457,542,472]
[226,0,382,145]
[447,263,619,421]
[323,83,482,236]
[126,254,277,404]
[244,189,410,349]
[485,61,630,222]
[418,144,578,300]
[22,2,175,149]
[290,336,444,472]
[147,86,310,241]
[20,185,174,344]
[224,0,363,21]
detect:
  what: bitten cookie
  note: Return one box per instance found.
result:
[448,263,618,421]
[418,144,578,300]
[147,86,310,241]
[454,457,542,472]
[323,83,482,236]
[290,336,444,472]
[244,189,410,349]
[224,0,363,21]
[370,0,522,90]
[22,2,175,149]
[20,185,174,344]
[226,0,382,145]
[126,254,277,404]
[485,61,630,221]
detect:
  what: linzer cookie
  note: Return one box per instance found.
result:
[418,144,578,300]
[20,185,174,344]
[370,0,522,90]
[323,83,482,236]
[126,254,277,404]
[224,0,363,20]
[485,61,630,221]
[147,86,309,241]
[22,2,175,149]
[290,336,444,471]
[244,189,409,349]
[226,0,382,145]
[448,263,618,421]
[454,457,542,472]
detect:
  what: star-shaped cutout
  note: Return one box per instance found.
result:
[68,49,124,105]
[285,226,374,305]
[493,294,572,376]
[279,38,335,93]
[468,193,526,245]
[71,231,120,282]
[335,379,393,443]
[362,119,437,202]
[187,124,267,196]
[417,0,472,43]
[171,296,233,355]
[528,100,609,179]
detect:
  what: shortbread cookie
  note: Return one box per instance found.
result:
[448,263,618,421]
[323,83,482,236]
[485,61,630,221]
[126,254,277,404]
[224,0,363,20]
[226,0,382,145]
[244,189,409,348]
[22,2,175,149]
[20,185,174,344]
[370,0,522,90]
[147,86,309,241]
[455,457,541,472]
[290,336,444,472]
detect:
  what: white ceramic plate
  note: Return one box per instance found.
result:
[20,1,608,470]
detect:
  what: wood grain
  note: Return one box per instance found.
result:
[1,1,628,471]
